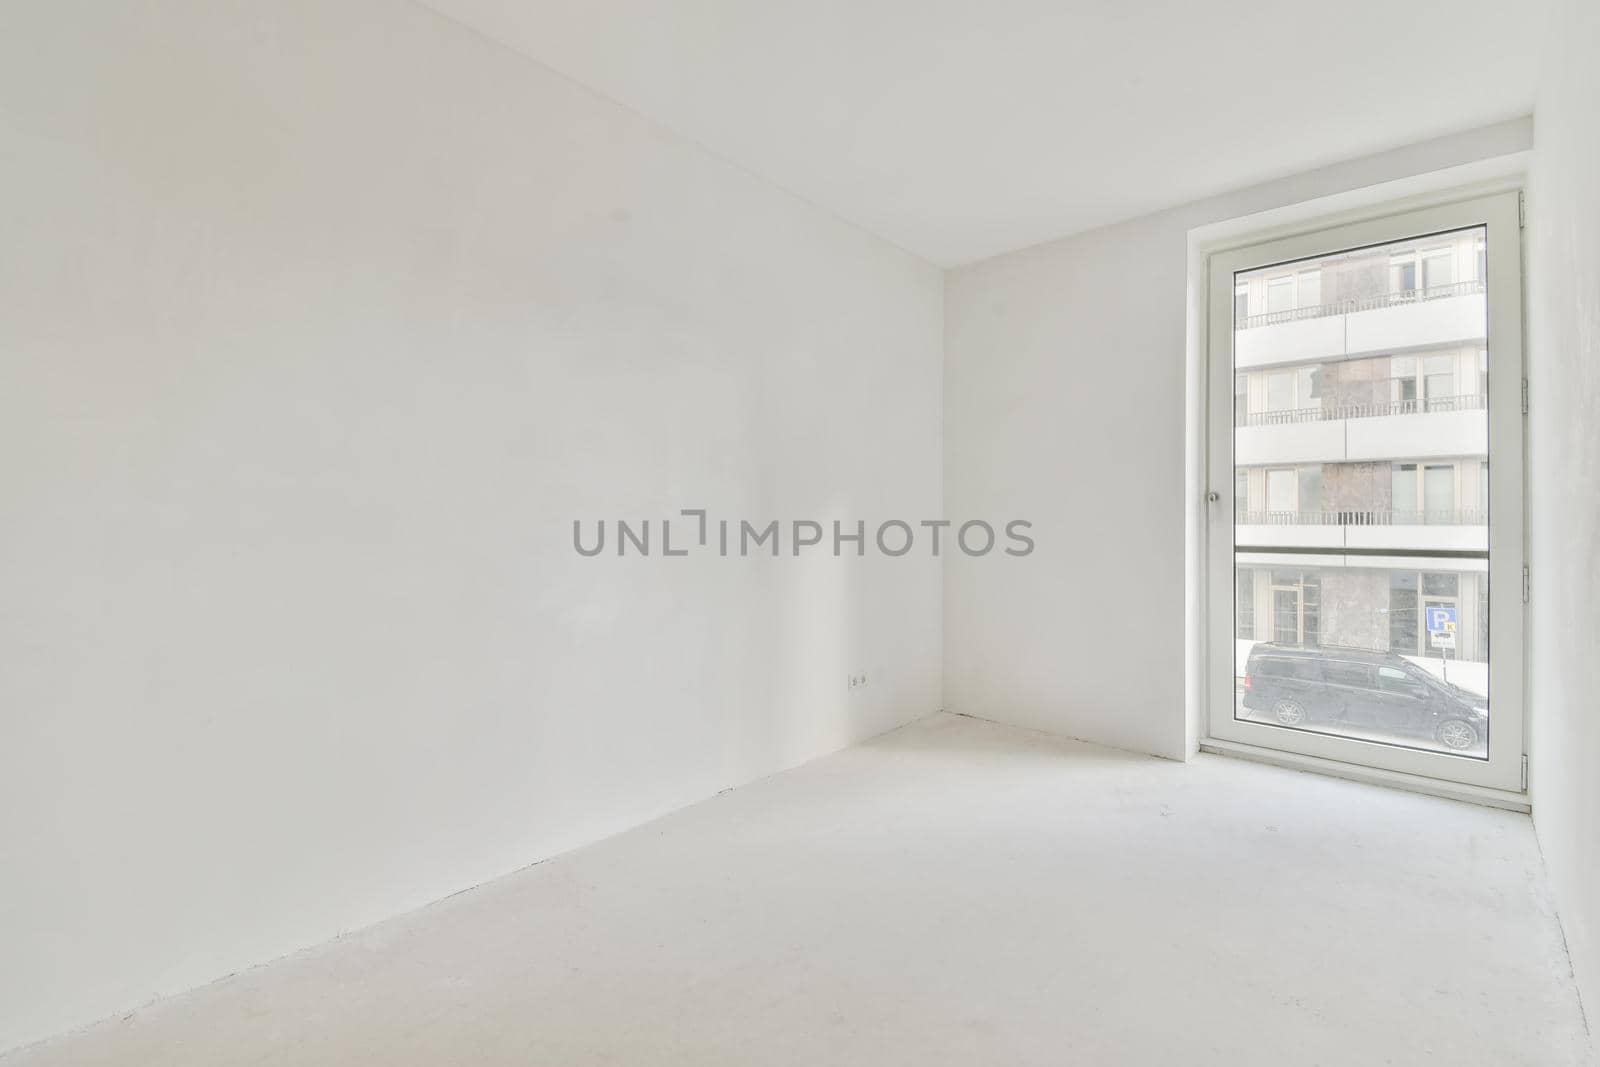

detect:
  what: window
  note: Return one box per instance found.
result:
[1267,275,1295,313]
[1423,572,1459,598]
[1266,468,1295,515]
[1421,246,1454,290]
[1211,193,1522,789]
[1267,371,1294,412]
[1389,572,1419,654]
[1392,462,1458,523]
[1257,365,1318,419]
[1423,464,1454,523]
[1391,246,1456,294]
[1234,283,1249,322]
[1267,571,1320,647]
[1295,365,1320,406]
[1326,663,1371,688]
[1391,356,1418,409]
[1235,468,1249,519]
[1423,354,1454,407]
[1392,464,1418,520]
[1237,569,1255,639]
[1377,665,1415,692]
[1234,373,1248,425]
[1297,465,1322,517]
[1390,252,1417,293]
[1478,576,1490,661]
[1296,270,1322,308]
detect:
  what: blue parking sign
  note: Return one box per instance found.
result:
[1425,605,1458,633]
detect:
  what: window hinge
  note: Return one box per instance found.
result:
[1521,378,1529,415]
[1521,754,1529,792]
[1518,192,1527,229]
[1522,564,1531,604]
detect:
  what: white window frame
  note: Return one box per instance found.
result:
[1205,190,1524,793]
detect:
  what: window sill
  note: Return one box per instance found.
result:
[1198,737,1529,812]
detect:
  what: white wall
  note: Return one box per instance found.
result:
[0,1,943,1052]
[943,121,1532,761]
[1527,0,1600,1021]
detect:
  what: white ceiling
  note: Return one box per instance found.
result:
[421,0,1543,266]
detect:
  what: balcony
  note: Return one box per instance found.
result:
[1235,393,1486,466]
[1237,392,1485,427]
[1235,280,1486,369]
[1235,508,1488,554]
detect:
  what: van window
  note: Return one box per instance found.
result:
[1254,657,1290,678]
[1325,663,1371,688]
[1376,666,1419,693]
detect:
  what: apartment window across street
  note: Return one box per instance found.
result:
[1208,192,1524,791]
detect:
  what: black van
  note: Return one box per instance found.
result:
[1241,643,1487,751]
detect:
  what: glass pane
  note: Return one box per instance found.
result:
[1296,365,1319,405]
[1391,256,1417,292]
[1422,248,1454,289]
[1267,469,1295,513]
[1267,372,1293,411]
[1423,465,1454,521]
[1392,464,1417,520]
[1298,465,1322,516]
[1233,226,1489,758]
[1298,270,1322,308]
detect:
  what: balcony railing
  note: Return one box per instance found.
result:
[1235,508,1487,526]
[1236,391,1485,427]
[1238,278,1485,330]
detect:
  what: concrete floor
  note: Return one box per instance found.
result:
[7,713,1592,1066]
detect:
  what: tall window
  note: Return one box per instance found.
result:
[1295,365,1320,408]
[1213,194,1522,789]
[1392,356,1419,409]
[1422,354,1454,407]
[1266,468,1296,517]
[1423,464,1455,523]
[1422,247,1454,289]
[1389,571,1419,653]
[1392,463,1418,519]
[1297,465,1322,517]
[1269,570,1320,646]
[1296,270,1322,308]
[1390,252,1417,292]
[1266,371,1294,412]
[1267,276,1295,313]
[1392,462,1458,523]
[1237,569,1255,639]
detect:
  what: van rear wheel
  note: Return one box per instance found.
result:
[1438,719,1479,750]
[1272,699,1306,727]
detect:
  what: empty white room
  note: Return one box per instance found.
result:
[3,2,1598,1064]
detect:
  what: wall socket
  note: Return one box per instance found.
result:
[847,673,869,690]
